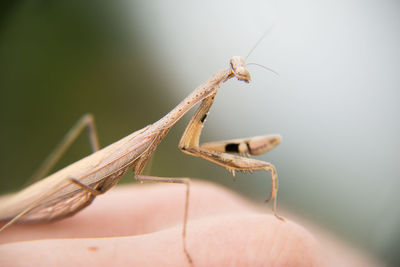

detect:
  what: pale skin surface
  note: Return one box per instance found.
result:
[0,181,376,267]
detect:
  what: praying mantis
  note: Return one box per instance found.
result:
[0,55,283,263]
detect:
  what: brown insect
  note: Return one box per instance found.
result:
[0,56,283,263]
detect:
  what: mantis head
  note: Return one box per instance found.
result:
[230,56,251,83]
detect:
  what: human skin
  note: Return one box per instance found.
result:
[0,181,361,266]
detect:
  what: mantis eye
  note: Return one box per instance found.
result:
[230,56,251,83]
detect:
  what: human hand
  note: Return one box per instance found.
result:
[0,181,341,266]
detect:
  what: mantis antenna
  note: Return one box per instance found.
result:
[244,25,279,76]
[246,62,280,76]
[245,24,275,61]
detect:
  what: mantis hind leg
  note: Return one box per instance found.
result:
[0,176,103,232]
[68,177,103,196]
[0,114,101,232]
[27,114,100,185]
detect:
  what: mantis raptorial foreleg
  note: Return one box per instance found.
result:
[179,93,284,221]
[200,135,282,157]
[29,114,100,183]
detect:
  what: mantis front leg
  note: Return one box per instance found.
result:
[179,93,284,221]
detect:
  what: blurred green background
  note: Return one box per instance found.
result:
[1,1,399,266]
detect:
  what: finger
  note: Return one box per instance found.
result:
[0,214,324,267]
[0,181,258,243]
